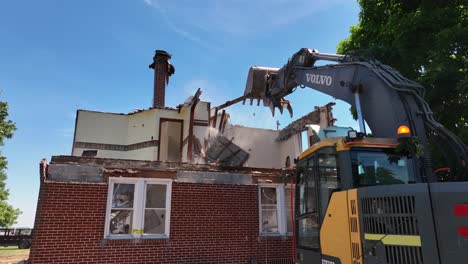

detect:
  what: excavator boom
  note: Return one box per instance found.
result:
[243,48,468,264]
[244,48,467,181]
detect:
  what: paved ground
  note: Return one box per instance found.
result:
[0,247,29,264]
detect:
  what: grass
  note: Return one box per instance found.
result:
[0,246,29,264]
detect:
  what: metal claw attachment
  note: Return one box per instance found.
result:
[244,66,294,117]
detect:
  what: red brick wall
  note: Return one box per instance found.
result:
[30,181,293,263]
[153,61,166,108]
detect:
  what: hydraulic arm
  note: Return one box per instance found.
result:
[244,48,468,181]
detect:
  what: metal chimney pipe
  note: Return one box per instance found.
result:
[149,50,174,108]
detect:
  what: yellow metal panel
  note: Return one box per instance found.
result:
[320,191,352,264]
[348,189,363,264]
[299,137,398,161]
[364,234,422,247]
[299,138,344,160]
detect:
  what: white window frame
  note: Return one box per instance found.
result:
[258,184,294,236]
[104,177,172,239]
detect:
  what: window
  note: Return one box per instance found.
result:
[297,159,320,249]
[82,150,98,157]
[105,178,172,239]
[259,184,294,236]
[318,150,339,220]
[351,149,414,186]
[296,148,340,249]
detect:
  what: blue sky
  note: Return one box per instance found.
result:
[0,0,360,227]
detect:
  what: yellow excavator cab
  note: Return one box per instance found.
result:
[298,137,399,161]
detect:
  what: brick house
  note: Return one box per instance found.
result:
[29,50,339,263]
[30,156,297,264]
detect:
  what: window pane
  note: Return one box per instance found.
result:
[319,154,338,186]
[261,187,278,233]
[261,187,277,205]
[299,170,317,215]
[319,154,339,219]
[144,184,167,235]
[351,150,413,186]
[144,209,166,234]
[109,209,132,234]
[112,184,134,209]
[146,184,166,208]
[261,209,278,233]
[297,216,319,249]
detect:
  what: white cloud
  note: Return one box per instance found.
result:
[142,0,347,49]
[143,0,222,50]
[144,0,347,35]
[143,0,154,6]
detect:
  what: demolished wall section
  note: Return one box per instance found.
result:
[46,155,286,183]
[279,134,302,167]
[222,125,282,168]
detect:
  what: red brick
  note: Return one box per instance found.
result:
[30,180,293,263]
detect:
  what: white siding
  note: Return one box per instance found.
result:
[72,105,302,167]
[127,109,158,145]
[73,107,191,161]
[75,111,128,145]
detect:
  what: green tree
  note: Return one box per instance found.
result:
[338,0,467,144]
[0,98,20,227]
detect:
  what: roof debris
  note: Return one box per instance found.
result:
[277,102,336,141]
[204,136,250,167]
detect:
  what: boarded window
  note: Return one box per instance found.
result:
[82,150,98,157]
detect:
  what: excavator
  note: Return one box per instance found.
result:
[243,48,468,264]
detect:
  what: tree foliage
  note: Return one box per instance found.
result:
[0,98,20,227]
[338,0,468,144]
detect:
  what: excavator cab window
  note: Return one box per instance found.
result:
[351,148,415,186]
[296,147,340,250]
[296,157,320,250]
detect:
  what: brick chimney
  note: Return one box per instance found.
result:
[149,50,175,108]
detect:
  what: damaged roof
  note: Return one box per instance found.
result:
[277,102,335,141]
[176,88,202,112]
[205,136,250,167]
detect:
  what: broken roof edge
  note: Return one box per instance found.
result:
[276,102,336,141]
[227,124,279,133]
[76,107,179,117]
[176,88,202,111]
[50,155,287,176]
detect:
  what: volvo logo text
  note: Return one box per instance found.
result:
[306,74,332,86]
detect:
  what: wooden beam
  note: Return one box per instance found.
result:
[212,95,246,110]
